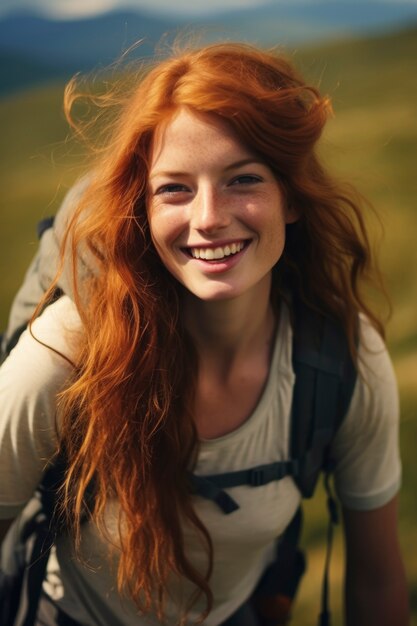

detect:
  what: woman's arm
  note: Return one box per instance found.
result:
[343,496,410,626]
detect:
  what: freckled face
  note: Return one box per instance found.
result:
[147,108,297,302]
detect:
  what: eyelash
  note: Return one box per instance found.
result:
[155,183,189,195]
[155,175,262,196]
[229,175,262,186]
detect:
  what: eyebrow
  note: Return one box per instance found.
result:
[149,170,188,180]
[224,158,265,172]
[149,158,265,180]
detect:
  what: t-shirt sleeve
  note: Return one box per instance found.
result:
[0,296,81,519]
[331,316,401,511]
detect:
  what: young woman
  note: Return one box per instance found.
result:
[0,42,409,626]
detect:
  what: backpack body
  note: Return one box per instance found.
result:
[1,177,90,361]
[0,459,67,626]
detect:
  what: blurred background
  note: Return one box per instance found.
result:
[0,0,416,623]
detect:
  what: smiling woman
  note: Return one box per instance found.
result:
[0,41,409,626]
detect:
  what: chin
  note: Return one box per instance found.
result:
[187,284,245,302]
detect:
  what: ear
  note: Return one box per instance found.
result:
[285,203,300,225]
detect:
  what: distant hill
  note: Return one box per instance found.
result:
[0,48,71,95]
[0,10,176,94]
[203,0,417,45]
[1,1,417,95]
[0,11,173,68]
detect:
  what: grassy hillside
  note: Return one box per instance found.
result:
[0,48,70,96]
[296,26,417,344]
[0,25,416,624]
[294,27,417,624]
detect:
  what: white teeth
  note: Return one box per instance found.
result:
[190,242,245,260]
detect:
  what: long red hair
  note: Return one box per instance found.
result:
[53,42,384,622]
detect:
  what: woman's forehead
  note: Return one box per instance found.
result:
[149,108,256,174]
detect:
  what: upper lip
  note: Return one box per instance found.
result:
[183,238,249,249]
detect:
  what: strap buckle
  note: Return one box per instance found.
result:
[249,467,265,486]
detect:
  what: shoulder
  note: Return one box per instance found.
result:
[4,295,83,376]
[0,296,82,517]
[0,295,83,441]
[0,294,83,422]
[331,315,401,511]
[353,314,399,428]
[30,295,83,358]
[357,314,396,382]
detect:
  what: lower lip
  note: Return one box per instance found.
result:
[185,244,250,274]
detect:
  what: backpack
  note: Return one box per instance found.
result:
[0,203,357,626]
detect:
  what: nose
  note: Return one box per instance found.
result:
[190,185,231,233]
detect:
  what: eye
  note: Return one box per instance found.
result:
[155,183,190,195]
[229,174,263,186]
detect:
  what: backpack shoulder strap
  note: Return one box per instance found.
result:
[290,296,358,626]
[290,296,357,497]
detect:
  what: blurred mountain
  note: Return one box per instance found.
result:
[1,1,417,95]
[0,47,70,95]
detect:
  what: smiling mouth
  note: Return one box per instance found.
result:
[184,241,249,261]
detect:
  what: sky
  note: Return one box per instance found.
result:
[2,0,417,20]
[2,0,276,19]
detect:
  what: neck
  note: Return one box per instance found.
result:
[182,275,276,365]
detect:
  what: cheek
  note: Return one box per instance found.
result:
[147,213,162,247]
[252,199,287,235]
[146,216,169,271]
[148,210,171,253]
[262,208,288,261]
[148,206,186,249]
[147,213,185,279]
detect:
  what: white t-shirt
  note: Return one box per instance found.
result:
[0,296,401,626]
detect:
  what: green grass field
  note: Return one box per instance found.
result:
[1,25,416,625]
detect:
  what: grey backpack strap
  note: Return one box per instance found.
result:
[1,176,92,360]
